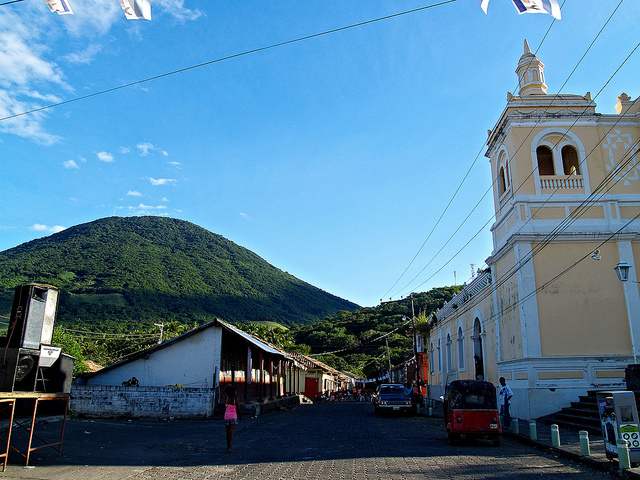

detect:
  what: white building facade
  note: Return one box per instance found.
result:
[427,41,640,420]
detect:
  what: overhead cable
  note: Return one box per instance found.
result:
[0,0,457,123]
[393,1,633,298]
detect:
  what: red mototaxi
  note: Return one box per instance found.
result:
[443,380,502,446]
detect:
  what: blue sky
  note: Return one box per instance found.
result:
[0,0,638,308]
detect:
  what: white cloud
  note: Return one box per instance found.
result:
[127,190,143,196]
[14,88,62,103]
[120,147,130,154]
[122,204,169,215]
[153,0,204,22]
[137,142,154,156]
[168,161,181,166]
[63,159,79,169]
[136,143,168,157]
[240,212,251,220]
[137,204,167,210]
[29,223,66,233]
[97,151,114,162]
[0,32,66,88]
[62,0,122,37]
[0,0,203,145]
[63,44,104,65]
[0,90,61,145]
[149,177,177,186]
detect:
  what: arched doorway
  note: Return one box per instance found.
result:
[473,318,484,380]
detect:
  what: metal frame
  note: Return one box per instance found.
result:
[0,392,69,467]
[0,399,16,471]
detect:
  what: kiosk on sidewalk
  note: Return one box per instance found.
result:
[596,391,640,463]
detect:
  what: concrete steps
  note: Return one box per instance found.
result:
[540,390,602,435]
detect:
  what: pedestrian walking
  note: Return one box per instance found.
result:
[499,377,513,428]
[223,385,242,452]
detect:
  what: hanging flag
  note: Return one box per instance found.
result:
[511,0,561,19]
[44,0,73,15]
[478,0,561,19]
[119,0,151,20]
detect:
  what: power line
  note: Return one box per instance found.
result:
[391,2,634,298]
[433,139,640,341]
[57,327,158,341]
[306,317,412,357]
[382,7,563,299]
[409,50,639,298]
[0,0,457,123]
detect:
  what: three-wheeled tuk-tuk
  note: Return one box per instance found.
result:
[443,380,502,446]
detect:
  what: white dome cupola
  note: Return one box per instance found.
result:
[516,39,547,96]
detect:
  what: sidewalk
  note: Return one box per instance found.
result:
[505,419,640,479]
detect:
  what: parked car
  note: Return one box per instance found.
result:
[442,380,501,446]
[372,384,414,415]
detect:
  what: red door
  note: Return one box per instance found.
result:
[305,377,319,398]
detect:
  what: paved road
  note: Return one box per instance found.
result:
[4,401,613,480]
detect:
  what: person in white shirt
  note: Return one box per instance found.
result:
[499,377,514,428]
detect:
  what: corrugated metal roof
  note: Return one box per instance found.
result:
[214,319,292,359]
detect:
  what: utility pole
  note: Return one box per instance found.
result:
[154,323,164,345]
[381,296,419,384]
[385,337,392,381]
[410,294,419,382]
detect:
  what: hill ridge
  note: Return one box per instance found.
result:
[0,216,358,331]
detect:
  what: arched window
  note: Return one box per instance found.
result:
[437,338,442,373]
[499,166,507,196]
[533,69,539,81]
[505,162,510,187]
[446,333,453,373]
[562,145,580,175]
[430,342,435,373]
[457,327,464,369]
[536,146,555,175]
[473,318,484,380]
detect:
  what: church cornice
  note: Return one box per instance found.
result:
[486,109,600,157]
[486,231,640,266]
[486,91,598,157]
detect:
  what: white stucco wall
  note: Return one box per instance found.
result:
[85,327,223,388]
[71,385,215,419]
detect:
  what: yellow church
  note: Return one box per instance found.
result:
[426,40,640,420]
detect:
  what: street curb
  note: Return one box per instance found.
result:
[504,431,640,479]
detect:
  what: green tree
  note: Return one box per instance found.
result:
[52,329,89,376]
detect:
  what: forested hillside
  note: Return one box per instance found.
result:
[293,287,461,378]
[0,216,358,332]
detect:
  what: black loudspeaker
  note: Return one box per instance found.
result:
[35,349,74,394]
[0,348,39,392]
[7,285,59,350]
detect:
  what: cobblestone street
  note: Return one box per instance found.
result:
[3,401,615,479]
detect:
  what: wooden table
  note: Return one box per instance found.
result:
[0,392,70,468]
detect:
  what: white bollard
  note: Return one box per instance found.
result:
[529,420,537,441]
[512,418,519,434]
[551,424,561,448]
[579,430,590,456]
[618,439,631,470]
